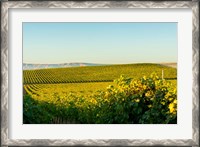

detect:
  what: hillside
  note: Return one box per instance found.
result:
[23,63,177,84]
[23,63,104,70]
[160,63,177,68]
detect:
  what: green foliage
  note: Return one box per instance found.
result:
[23,73,177,124]
[23,95,53,123]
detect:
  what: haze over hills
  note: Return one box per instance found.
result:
[23,62,177,70]
[23,63,105,70]
[159,63,177,68]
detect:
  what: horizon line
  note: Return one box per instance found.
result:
[23,61,177,65]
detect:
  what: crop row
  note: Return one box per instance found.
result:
[23,74,177,124]
[23,63,177,84]
[23,82,115,97]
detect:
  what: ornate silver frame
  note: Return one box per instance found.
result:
[1,1,199,146]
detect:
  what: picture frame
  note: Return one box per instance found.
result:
[1,1,199,146]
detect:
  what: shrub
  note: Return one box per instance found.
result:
[23,73,177,124]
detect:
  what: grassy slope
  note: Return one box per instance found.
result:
[23,63,177,84]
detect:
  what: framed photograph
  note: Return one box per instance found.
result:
[1,1,199,146]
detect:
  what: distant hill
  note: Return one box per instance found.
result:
[23,62,177,70]
[159,63,177,68]
[23,63,104,70]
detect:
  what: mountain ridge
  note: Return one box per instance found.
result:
[23,62,105,70]
[23,62,177,70]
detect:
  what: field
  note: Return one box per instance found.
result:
[23,63,176,84]
[24,82,114,96]
[23,63,177,124]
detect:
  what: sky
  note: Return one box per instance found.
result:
[23,22,177,64]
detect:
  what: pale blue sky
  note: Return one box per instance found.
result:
[23,22,177,64]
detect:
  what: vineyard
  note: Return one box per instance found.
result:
[24,82,114,96]
[23,63,177,124]
[23,63,176,84]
